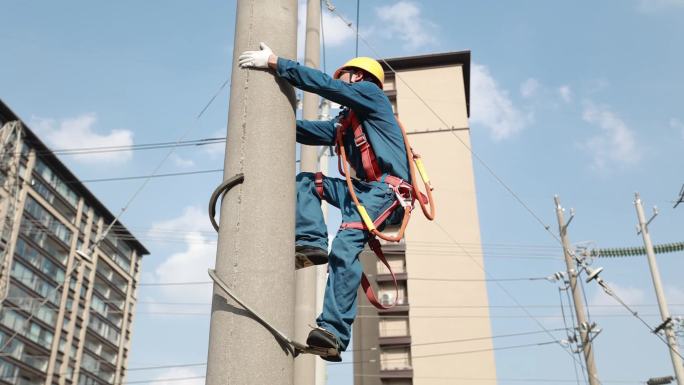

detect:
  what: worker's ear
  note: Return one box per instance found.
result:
[352,71,365,83]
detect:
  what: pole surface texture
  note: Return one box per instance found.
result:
[206,1,298,384]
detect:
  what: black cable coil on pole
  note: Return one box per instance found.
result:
[208,173,244,232]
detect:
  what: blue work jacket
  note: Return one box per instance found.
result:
[276,58,410,183]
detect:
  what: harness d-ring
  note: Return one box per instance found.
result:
[208,173,245,232]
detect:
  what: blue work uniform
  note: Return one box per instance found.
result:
[276,58,410,350]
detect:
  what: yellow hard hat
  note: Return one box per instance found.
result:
[334,57,384,89]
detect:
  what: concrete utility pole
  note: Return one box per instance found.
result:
[554,196,600,385]
[294,0,322,384]
[634,193,684,385]
[205,1,297,384]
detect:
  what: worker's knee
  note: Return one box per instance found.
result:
[296,171,315,184]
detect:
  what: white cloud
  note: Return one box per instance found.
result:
[171,153,195,168]
[637,0,684,12]
[666,285,684,304]
[375,1,437,51]
[297,0,354,60]
[151,368,204,385]
[581,102,641,170]
[470,63,531,140]
[558,85,572,103]
[30,113,133,164]
[587,78,610,94]
[670,118,684,140]
[150,206,217,303]
[590,282,646,314]
[520,78,540,99]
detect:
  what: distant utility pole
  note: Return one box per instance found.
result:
[634,192,684,385]
[554,196,601,385]
[205,1,297,384]
[294,0,322,384]
[0,121,24,308]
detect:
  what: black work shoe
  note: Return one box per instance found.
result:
[306,327,342,362]
[295,245,328,270]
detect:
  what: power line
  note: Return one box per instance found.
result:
[79,169,223,184]
[17,137,226,158]
[328,340,562,366]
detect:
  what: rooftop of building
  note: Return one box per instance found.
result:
[381,50,471,117]
[0,98,150,256]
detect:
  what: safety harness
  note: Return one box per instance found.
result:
[317,108,435,310]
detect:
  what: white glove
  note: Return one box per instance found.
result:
[238,42,274,69]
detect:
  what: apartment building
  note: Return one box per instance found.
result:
[353,52,498,385]
[0,100,148,385]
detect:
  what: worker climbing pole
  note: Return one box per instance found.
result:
[208,28,436,365]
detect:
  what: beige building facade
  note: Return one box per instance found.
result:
[353,52,497,385]
[0,100,148,385]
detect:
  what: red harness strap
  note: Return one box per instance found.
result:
[336,110,382,182]
[360,238,399,309]
[314,172,325,201]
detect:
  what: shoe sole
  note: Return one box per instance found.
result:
[306,330,342,362]
[295,252,328,270]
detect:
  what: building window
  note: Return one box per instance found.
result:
[7,283,58,326]
[0,358,19,383]
[33,158,79,208]
[87,314,120,345]
[31,176,77,224]
[96,261,128,292]
[379,318,409,338]
[23,196,73,246]
[14,238,66,282]
[0,309,54,347]
[20,222,69,265]
[380,347,412,371]
[378,282,407,306]
[381,380,412,385]
[377,254,406,275]
[10,261,61,305]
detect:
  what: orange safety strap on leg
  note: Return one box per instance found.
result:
[314,172,325,201]
[360,238,399,310]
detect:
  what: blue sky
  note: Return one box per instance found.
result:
[2,0,684,384]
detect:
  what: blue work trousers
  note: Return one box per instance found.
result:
[296,172,400,351]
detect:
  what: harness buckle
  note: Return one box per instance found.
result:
[393,184,413,208]
[354,133,368,147]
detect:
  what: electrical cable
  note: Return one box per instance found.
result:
[562,278,590,385]
[79,169,223,184]
[558,287,582,385]
[597,280,684,362]
[328,340,562,366]
[10,137,225,158]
